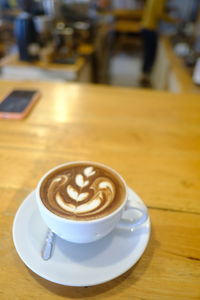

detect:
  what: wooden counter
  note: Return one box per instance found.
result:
[0,81,199,299]
[152,36,200,93]
[0,53,91,82]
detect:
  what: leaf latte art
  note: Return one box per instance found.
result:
[48,168,115,216]
[40,164,125,221]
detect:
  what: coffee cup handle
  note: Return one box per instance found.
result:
[117,201,148,229]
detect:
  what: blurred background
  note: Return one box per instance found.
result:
[0,0,200,93]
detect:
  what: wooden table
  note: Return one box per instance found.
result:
[0,53,91,82]
[0,81,199,299]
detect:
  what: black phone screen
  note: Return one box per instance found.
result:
[0,90,38,113]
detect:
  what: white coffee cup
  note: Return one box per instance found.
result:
[36,162,148,243]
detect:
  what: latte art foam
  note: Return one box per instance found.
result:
[48,167,115,216]
[40,164,125,220]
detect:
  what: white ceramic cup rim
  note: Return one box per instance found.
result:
[36,161,128,224]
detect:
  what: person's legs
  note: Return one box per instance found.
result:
[143,30,158,73]
[140,29,158,86]
[142,29,150,74]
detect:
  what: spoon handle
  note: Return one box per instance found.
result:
[41,229,55,260]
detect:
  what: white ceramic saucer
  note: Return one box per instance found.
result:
[12,188,151,286]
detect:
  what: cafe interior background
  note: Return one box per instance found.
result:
[0,0,200,93]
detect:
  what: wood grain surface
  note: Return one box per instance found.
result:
[0,80,199,299]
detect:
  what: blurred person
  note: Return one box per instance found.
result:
[139,0,178,87]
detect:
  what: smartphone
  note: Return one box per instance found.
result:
[0,89,40,119]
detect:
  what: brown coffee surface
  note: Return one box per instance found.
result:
[40,163,126,221]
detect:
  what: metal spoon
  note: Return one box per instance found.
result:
[41,229,55,260]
